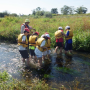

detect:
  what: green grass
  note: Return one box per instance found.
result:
[0,71,9,82]
[0,71,52,90]
[0,69,86,90]
[0,15,90,52]
[44,74,54,78]
[54,67,79,75]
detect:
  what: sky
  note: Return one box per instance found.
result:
[0,0,90,15]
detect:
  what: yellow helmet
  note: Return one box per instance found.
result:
[25,19,30,23]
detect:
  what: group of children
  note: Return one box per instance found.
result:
[55,26,73,55]
[18,28,51,69]
[18,19,73,69]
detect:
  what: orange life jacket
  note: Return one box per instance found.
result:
[20,23,34,35]
[20,23,29,30]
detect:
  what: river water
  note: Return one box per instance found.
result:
[0,42,90,90]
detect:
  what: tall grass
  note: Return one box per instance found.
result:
[0,15,90,52]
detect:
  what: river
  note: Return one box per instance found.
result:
[0,42,90,90]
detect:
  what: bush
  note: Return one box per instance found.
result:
[44,12,52,18]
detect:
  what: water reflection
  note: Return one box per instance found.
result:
[0,43,90,89]
[64,56,72,67]
[56,55,63,67]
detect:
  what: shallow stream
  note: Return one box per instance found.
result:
[0,42,90,89]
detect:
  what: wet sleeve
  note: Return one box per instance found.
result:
[21,25,25,33]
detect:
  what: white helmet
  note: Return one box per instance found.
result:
[45,34,50,38]
[41,34,45,38]
[65,26,70,30]
[58,27,63,30]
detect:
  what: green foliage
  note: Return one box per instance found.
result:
[54,67,78,75]
[0,15,90,52]
[51,8,58,14]
[30,79,51,90]
[44,12,52,18]
[0,71,9,82]
[73,31,90,52]
[0,11,18,17]
[52,14,57,16]
[0,71,52,90]
[75,6,87,14]
[44,74,53,78]
[61,5,74,15]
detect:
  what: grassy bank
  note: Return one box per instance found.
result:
[0,15,90,52]
[0,71,86,90]
[0,71,52,90]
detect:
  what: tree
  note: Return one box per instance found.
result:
[0,11,9,17]
[39,10,45,16]
[51,8,58,14]
[0,13,4,17]
[32,9,36,15]
[36,7,41,11]
[32,7,45,16]
[75,6,87,14]
[69,6,75,14]
[3,11,9,16]
[61,5,74,15]
[10,13,18,17]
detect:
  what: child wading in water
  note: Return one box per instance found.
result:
[35,35,48,70]
[29,32,39,63]
[41,33,51,61]
[55,27,66,55]
[65,26,73,55]
[18,28,30,67]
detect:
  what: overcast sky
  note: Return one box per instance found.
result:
[0,0,90,15]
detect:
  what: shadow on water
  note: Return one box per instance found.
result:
[0,43,90,89]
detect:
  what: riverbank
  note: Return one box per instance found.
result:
[0,71,53,90]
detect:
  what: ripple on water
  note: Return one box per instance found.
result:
[0,43,90,89]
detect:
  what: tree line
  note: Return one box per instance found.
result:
[32,5,88,16]
[0,11,18,17]
[0,5,88,17]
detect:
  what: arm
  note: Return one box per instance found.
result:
[65,31,69,38]
[29,26,36,35]
[61,32,67,37]
[40,40,48,50]
[21,25,25,34]
[29,26,36,31]
[22,36,26,43]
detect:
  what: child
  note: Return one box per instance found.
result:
[35,35,48,69]
[29,32,39,62]
[43,33,51,60]
[55,27,66,55]
[41,33,51,61]
[65,26,73,55]
[18,28,30,66]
